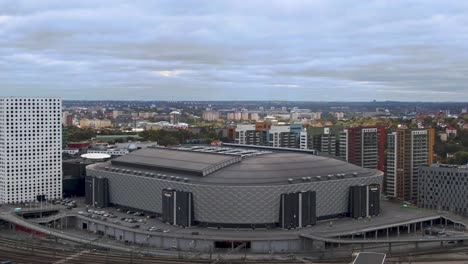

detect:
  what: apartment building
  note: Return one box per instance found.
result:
[0,97,62,203]
[386,128,434,201]
[339,126,386,171]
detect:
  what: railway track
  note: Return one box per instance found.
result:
[5,233,468,263]
[0,236,301,264]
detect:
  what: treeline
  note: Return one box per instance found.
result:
[435,130,468,165]
[138,128,226,146]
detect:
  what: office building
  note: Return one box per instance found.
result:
[418,164,468,215]
[386,128,434,201]
[0,97,62,203]
[339,126,386,171]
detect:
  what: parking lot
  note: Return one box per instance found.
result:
[78,207,172,233]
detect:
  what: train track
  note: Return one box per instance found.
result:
[0,236,302,264]
[5,233,468,263]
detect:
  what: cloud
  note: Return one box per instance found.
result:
[153,70,185,77]
[0,0,467,101]
[271,84,301,88]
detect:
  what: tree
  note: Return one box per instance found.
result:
[67,126,96,142]
[448,151,468,165]
[459,130,468,148]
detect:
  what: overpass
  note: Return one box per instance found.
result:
[0,212,180,257]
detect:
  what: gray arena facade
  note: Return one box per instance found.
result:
[85,146,383,229]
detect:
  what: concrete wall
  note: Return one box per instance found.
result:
[75,218,313,253]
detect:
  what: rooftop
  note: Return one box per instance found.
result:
[93,146,382,186]
[111,147,242,176]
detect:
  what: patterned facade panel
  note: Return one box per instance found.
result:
[88,166,382,224]
[418,166,468,215]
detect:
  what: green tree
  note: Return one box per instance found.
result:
[448,151,468,165]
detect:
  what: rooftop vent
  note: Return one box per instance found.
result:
[288,178,294,184]
[183,178,189,182]
[316,176,322,180]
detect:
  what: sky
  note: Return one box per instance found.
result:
[0,0,467,101]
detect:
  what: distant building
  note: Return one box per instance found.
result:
[418,164,468,215]
[0,97,62,203]
[250,112,260,121]
[79,119,112,128]
[112,110,125,118]
[227,126,236,142]
[87,149,129,156]
[307,126,341,156]
[62,112,73,126]
[439,132,448,142]
[334,112,345,120]
[241,111,249,120]
[138,112,156,119]
[202,110,220,121]
[339,126,386,171]
[446,126,457,137]
[311,112,322,120]
[227,112,242,121]
[169,111,181,124]
[235,123,306,149]
[290,111,299,121]
[67,141,91,149]
[386,128,435,201]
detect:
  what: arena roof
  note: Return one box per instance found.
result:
[103,147,382,185]
[111,148,242,176]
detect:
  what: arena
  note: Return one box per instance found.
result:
[85,145,383,229]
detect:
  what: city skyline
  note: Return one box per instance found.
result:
[1,1,467,101]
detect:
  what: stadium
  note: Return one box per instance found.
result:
[85,145,383,229]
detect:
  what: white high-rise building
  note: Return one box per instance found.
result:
[0,97,62,204]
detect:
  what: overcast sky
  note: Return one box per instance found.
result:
[0,1,467,101]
